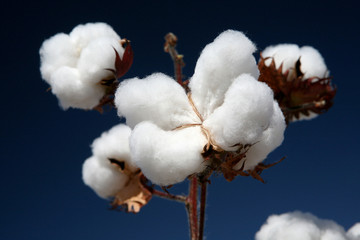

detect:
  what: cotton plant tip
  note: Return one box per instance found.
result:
[39,22,124,110]
[91,124,136,170]
[82,156,129,199]
[234,101,285,170]
[203,74,275,151]
[115,73,199,130]
[255,211,350,240]
[189,30,259,119]
[129,121,208,186]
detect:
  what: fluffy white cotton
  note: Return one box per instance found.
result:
[129,121,208,186]
[82,156,129,199]
[262,44,328,79]
[189,30,259,119]
[39,22,123,110]
[115,73,200,130]
[255,211,349,240]
[234,101,285,170]
[347,223,360,240]
[203,74,275,151]
[82,124,135,198]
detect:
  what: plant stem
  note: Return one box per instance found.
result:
[186,176,199,240]
[152,189,187,203]
[198,180,208,240]
[164,33,185,86]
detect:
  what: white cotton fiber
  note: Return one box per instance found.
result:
[129,121,208,186]
[115,73,200,130]
[203,74,274,151]
[82,124,136,198]
[348,223,360,240]
[50,66,105,109]
[82,156,129,199]
[39,22,123,110]
[39,33,78,83]
[189,30,259,119]
[262,44,328,79]
[234,101,285,170]
[255,211,349,240]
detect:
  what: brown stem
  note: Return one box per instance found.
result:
[198,180,207,240]
[164,33,185,86]
[152,189,187,203]
[186,176,199,240]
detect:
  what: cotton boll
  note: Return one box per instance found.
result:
[348,223,360,240]
[130,121,207,186]
[115,73,199,130]
[255,211,349,240]
[92,124,137,171]
[39,33,78,83]
[50,67,104,109]
[234,101,285,170]
[70,22,121,51]
[189,30,259,119]
[82,156,129,199]
[300,46,328,79]
[203,74,274,151]
[262,44,301,72]
[78,37,124,84]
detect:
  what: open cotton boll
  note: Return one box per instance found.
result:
[77,37,123,84]
[39,33,78,83]
[91,124,137,171]
[255,211,349,240]
[82,156,129,199]
[189,30,259,119]
[115,73,199,130]
[347,223,360,240]
[50,67,104,109]
[130,121,207,186]
[234,101,285,170]
[203,74,274,151]
[69,22,121,51]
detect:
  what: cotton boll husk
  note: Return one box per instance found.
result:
[203,74,274,151]
[255,211,348,240]
[39,33,78,83]
[50,67,104,109]
[129,121,207,186]
[189,30,259,119]
[234,101,285,170]
[262,44,301,73]
[82,156,129,199]
[77,37,124,84]
[347,223,360,240]
[115,73,199,130]
[70,22,120,51]
[92,124,137,171]
[300,46,328,79]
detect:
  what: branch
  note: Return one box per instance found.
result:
[164,32,185,86]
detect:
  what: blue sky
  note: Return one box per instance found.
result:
[1,0,359,239]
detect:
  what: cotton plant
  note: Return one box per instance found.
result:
[256,211,360,240]
[40,22,337,240]
[258,44,336,123]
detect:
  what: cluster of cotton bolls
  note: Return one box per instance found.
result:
[115,30,286,186]
[261,44,330,121]
[255,211,360,240]
[82,124,136,198]
[39,23,124,109]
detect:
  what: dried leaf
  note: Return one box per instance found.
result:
[258,55,336,123]
[114,41,134,79]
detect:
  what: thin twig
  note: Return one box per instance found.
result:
[164,32,185,86]
[186,176,199,240]
[198,180,207,240]
[152,189,187,203]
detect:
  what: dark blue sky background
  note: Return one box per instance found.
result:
[1,0,359,239]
